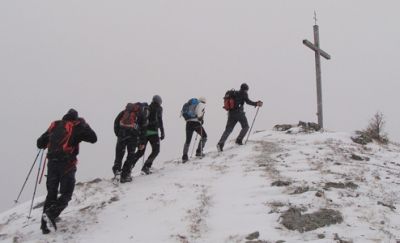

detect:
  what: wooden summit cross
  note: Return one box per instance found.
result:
[302,13,331,129]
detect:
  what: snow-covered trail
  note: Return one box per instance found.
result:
[1,130,400,243]
[79,140,278,243]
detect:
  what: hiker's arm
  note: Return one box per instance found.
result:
[196,103,205,120]
[37,122,54,149]
[243,92,258,107]
[114,111,123,136]
[158,107,165,139]
[37,130,49,149]
[77,120,97,144]
[138,112,148,145]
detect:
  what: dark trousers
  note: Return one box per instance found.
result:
[42,160,76,219]
[113,135,138,175]
[218,110,249,145]
[130,135,160,171]
[183,121,207,156]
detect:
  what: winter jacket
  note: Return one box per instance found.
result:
[187,102,206,123]
[37,114,97,162]
[147,102,164,135]
[232,90,258,112]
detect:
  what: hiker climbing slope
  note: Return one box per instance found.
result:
[181,97,207,163]
[112,103,148,183]
[217,83,262,151]
[37,109,97,234]
[129,95,165,175]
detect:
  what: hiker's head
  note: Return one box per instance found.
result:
[240,83,249,91]
[152,95,162,105]
[63,108,78,121]
[198,97,207,104]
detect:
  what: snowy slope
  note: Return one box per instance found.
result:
[1,130,400,243]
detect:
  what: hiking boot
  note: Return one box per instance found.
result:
[120,174,133,183]
[235,139,243,145]
[41,216,51,234]
[182,154,188,163]
[195,150,205,157]
[141,167,152,175]
[113,169,121,177]
[43,210,57,231]
[216,143,224,152]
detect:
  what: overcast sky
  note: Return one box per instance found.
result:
[1,1,399,212]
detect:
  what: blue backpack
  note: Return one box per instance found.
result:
[181,98,199,120]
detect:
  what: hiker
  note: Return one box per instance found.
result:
[217,83,263,151]
[36,109,97,234]
[181,97,207,163]
[128,95,165,175]
[112,102,148,183]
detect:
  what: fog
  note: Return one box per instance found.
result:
[1,1,400,212]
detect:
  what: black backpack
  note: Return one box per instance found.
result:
[47,120,77,160]
[223,89,239,110]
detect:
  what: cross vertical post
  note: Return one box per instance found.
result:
[303,15,331,129]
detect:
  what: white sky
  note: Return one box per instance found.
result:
[1,0,400,212]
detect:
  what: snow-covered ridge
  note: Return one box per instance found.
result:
[1,130,400,243]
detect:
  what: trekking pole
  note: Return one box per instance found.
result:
[142,148,146,166]
[28,149,44,218]
[39,156,47,184]
[245,106,260,144]
[14,149,42,204]
[190,134,198,158]
[199,126,203,156]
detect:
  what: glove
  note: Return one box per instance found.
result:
[160,132,165,140]
[257,101,263,107]
[138,144,145,150]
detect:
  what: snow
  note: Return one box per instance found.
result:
[1,130,400,242]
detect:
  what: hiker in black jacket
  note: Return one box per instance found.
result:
[37,109,97,234]
[112,103,148,183]
[129,95,165,175]
[217,83,262,151]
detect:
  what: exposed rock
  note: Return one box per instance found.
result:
[274,121,321,133]
[76,182,84,186]
[377,201,396,210]
[87,178,102,184]
[324,182,358,190]
[334,233,353,243]
[245,231,260,240]
[108,196,119,203]
[273,124,293,131]
[350,154,363,161]
[298,121,321,132]
[317,234,325,239]
[291,186,309,194]
[271,180,291,187]
[280,207,343,232]
[315,191,324,197]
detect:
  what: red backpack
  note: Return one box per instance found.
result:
[119,103,143,129]
[47,120,78,160]
[223,89,238,110]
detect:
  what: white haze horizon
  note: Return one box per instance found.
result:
[1,1,400,213]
